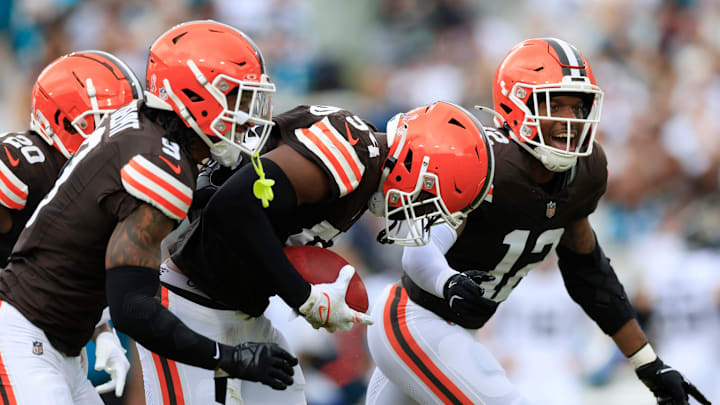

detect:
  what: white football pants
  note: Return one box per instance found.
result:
[0,300,102,405]
[366,285,531,405]
[136,287,306,405]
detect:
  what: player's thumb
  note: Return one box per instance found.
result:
[95,380,116,395]
[114,369,127,397]
[335,265,355,289]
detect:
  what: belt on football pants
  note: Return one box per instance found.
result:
[160,282,237,310]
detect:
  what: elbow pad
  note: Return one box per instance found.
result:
[106,266,218,370]
[556,243,636,335]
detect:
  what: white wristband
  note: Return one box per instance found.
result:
[628,343,657,369]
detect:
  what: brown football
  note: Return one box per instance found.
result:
[283,245,369,313]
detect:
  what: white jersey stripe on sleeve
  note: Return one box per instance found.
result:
[313,120,364,179]
[0,159,28,210]
[293,117,365,197]
[295,128,351,195]
[309,124,363,189]
[120,155,192,221]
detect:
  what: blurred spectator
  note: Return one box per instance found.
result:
[631,197,720,404]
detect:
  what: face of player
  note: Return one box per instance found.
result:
[536,94,585,152]
[386,191,438,221]
[226,89,253,132]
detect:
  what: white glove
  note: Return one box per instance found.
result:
[94,330,130,397]
[298,265,373,332]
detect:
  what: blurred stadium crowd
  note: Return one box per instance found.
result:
[0,0,718,404]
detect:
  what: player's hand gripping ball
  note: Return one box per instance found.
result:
[283,245,369,313]
[286,245,372,331]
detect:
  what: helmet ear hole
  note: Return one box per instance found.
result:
[403,149,413,172]
[181,89,204,102]
[63,117,78,134]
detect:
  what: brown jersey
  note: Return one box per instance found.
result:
[402,127,607,325]
[0,130,65,266]
[0,101,198,356]
[271,105,386,243]
[445,128,607,301]
[170,105,387,315]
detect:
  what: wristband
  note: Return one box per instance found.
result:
[628,343,657,369]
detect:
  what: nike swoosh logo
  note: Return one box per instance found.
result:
[4,146,19,167]
[318,293,331,325]
[448,295,463,308]
[159,155,181,174]
[345,122,359,146]
[213,342,220,360]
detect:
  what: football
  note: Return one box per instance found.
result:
[283,245,369,313]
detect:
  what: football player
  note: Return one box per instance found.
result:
[140,100,495,404]
[0,50,141,266]
[0,50,142,400]
[0,20,293,405]
[365,38,712,405]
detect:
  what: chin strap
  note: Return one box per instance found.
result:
[534,146,577,172]
[251,152,274,208]
[511,134,577,172]
[376,221,398,244]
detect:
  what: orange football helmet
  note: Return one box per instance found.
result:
[374,101,494,246]
[30,50,141,158]
[493,37,604,172]
[145,20,275,167]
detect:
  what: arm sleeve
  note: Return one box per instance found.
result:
[106,266,220,370]
[557,241,636,335]
[401,223,459,298]
[202,157,311,309]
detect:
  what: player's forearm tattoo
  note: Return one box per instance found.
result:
[106,203,174,268]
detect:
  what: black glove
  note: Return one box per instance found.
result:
[443,270,498,329]
[189,160,236,220]
[636,358,711,405]
[218,342,298,390]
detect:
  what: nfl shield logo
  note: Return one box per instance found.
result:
[32,341,43,355]
[546,201,557,218]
